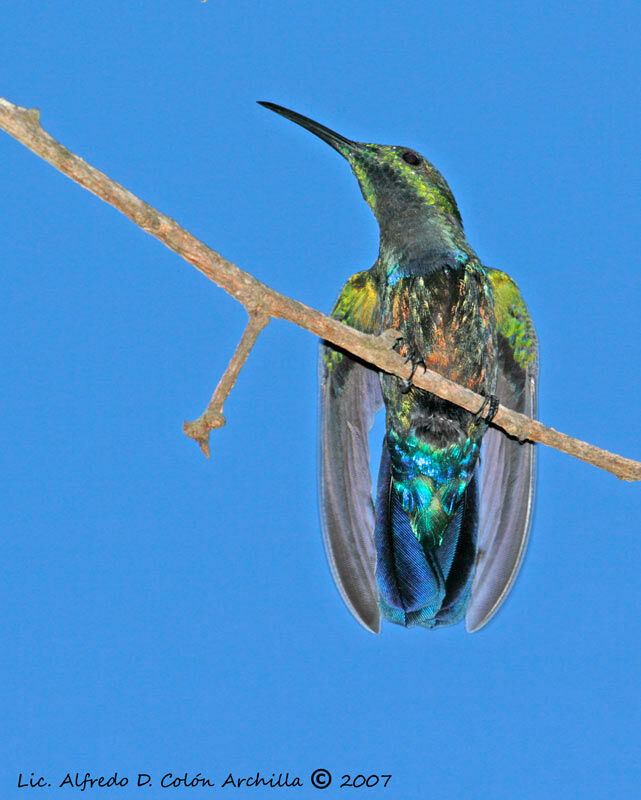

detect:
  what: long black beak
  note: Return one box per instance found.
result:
[258,101,361,155]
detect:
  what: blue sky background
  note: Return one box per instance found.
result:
[2,2,640,798]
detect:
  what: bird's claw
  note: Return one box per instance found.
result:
[387,334,424,393]
[400,347,425,394]
[474,393,500,425]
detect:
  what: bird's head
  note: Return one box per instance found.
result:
[259,102,463,244]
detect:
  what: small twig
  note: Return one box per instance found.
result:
[1,95,640,481]
[183,311,270,456]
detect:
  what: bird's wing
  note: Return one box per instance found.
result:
[319,270,383,633]
[466,269,538,632]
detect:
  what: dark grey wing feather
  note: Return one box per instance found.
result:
[466,336,538,632]
[319,345,383,633]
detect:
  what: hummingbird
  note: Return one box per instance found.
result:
[259,102,538,633]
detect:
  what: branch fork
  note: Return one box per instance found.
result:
[183,311,269,456]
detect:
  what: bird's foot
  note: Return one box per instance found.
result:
[389,335,425,393]
[474,393,500,425]
[400,346,426,394]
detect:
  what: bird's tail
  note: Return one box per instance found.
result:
[374,442,478,628]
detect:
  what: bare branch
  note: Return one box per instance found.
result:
[1,95,640,481]
[183,311,270,457]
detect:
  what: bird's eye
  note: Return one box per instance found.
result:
[402,151,421,166]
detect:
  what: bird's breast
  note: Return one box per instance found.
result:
[383,265,496,389]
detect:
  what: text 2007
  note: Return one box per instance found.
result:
[340,774,392,788]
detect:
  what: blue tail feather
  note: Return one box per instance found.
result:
[434,474,478,627]
[374,444,478,629]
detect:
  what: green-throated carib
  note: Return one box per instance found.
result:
[259,102,537,633]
